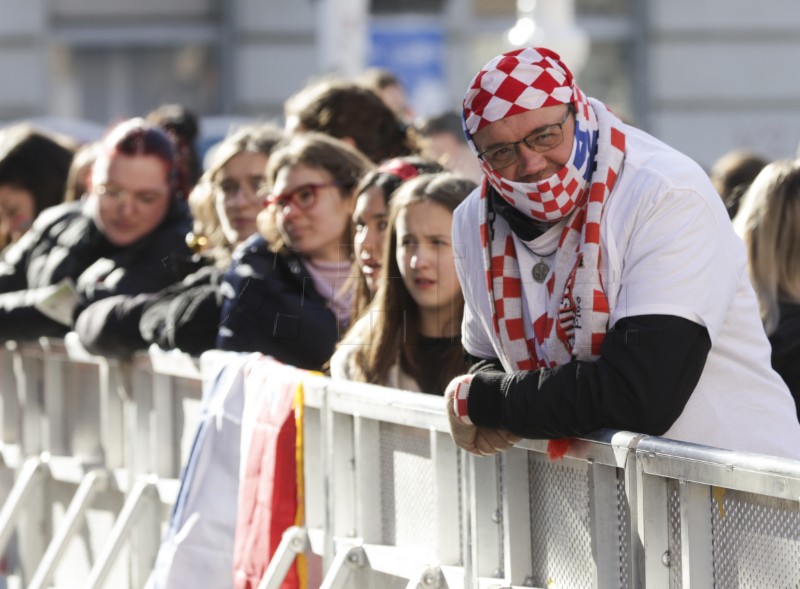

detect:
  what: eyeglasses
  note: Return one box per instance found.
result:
[264,182,339,210]
[216,176,265,204]
[94,183,168,206]
[477,106,573,170]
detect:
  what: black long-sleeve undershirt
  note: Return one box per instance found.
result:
[464,314,711,438]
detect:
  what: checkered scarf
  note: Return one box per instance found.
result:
[463,47,626,400]
[476,97,625,369]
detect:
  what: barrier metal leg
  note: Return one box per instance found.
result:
[27,469,107,589]
[85,477,158,589]
[0,457,46,555]
[319,545,365,589]
[404,566,445,589]
[256,526,309,589]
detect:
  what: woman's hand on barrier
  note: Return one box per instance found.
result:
[444,375,521,456]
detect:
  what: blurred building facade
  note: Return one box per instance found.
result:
[0,0,798,169]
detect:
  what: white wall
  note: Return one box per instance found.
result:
[647,0,800,168]
[0,0,46,119]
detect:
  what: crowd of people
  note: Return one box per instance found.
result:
[1,47,800,458]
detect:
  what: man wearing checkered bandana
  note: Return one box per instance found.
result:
[446,47,800,461]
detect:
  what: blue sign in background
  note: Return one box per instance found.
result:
[369,21,448,118]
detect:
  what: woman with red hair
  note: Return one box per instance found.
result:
[0,117,193,340]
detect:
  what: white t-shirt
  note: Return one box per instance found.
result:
[453,124,800,460]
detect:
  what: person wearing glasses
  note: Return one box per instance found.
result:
[445,47,800,460]
[216,132,372,370]
[75,124,284,357]
[0,118,193,341]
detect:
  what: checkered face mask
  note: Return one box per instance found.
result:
[463,47,598,223]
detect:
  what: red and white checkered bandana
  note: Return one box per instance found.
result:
[463,46,598,224]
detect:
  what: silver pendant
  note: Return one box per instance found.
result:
[532,261,550,283]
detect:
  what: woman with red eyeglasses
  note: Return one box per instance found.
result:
[0,117,193,341]
[216,132,373,370]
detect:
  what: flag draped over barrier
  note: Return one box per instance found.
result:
[233,357,309,589]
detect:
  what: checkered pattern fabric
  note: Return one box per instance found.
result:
[464,47,573,135]
[454,376,473,425]
[479,98,624,371]
[476,98,626,457]
[463,47,598,224]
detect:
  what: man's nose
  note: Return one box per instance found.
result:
[514,144,549,178]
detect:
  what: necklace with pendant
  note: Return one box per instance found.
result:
[531,247,557,283]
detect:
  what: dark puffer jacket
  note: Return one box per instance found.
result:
[74,261,223,358]
[216,235,342,371]
[0,199,193,341]
[769,303,800,422]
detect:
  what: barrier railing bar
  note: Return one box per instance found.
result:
[0,457,46,556]
[636,437,800,499]
[1,343,19,445]
[636,461,670,589]
[500,448,532,587]
[319,380,335,571]
[432,429,461,566]
[459,453,474,589]
[27,469,107,589]
[257,526,310,589]
[14,348,42,456]
[326,380,449,433]
[678,479,713,588]
[347,543,434,582]
[85,476,159,589]
[98,360,126,470]
[41,347,65,456]
[303,375,327,409]
[318,544,364,589]
[144,345,202,380]
[468,454,502,581]
[152,372,177,478]
[403,566,444,589]
[353,416,382,544]
[588,459,623,589]
[328,411,356,540]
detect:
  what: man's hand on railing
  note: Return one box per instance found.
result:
[444,374,521,456]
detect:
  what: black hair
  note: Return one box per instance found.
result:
[0,124,75,214]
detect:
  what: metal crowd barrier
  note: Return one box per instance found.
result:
[1,337,800,588]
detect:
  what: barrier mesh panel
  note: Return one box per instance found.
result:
[379,422,436,554]
[527,454,592,588]
[711,488,800,588]
[616,469,631,589]
[667,479,683,589]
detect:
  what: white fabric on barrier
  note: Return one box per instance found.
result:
[145,351,254,589]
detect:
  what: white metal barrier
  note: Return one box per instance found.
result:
[2,337,800,588]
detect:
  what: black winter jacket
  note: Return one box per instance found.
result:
[75,262,223,358]
[216,235,342,371]
[769,303,800,422]
[0,200,192,341]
